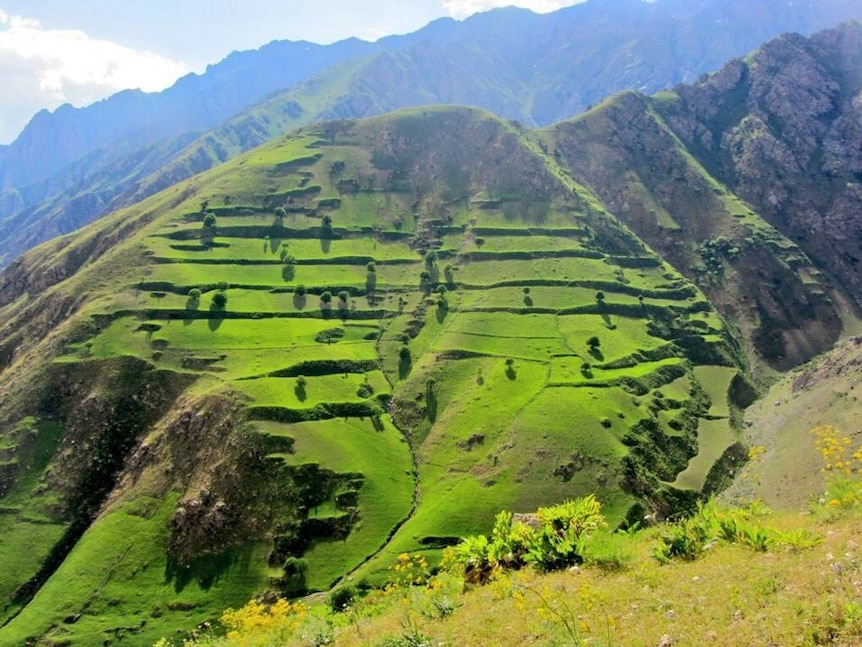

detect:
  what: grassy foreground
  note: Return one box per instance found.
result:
[162,426,862,647]
[161,503,862,647]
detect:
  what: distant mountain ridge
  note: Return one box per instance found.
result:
[2,0,862,267]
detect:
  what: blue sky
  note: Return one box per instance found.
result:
[0,0,582,143]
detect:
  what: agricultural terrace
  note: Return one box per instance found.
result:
[62,117,740,600]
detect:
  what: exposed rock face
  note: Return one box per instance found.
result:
[548,22,862,370]
[659,24,862,308]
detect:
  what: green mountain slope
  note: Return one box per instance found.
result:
[0,106,755,644]
[1,36,862,637]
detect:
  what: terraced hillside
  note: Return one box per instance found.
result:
[0,106,845,645]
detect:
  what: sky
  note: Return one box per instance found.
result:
[0,0,583,144]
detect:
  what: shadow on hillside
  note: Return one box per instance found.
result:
[399,355,412,380]
[270,233,282,254]
[208,305,225,331]
[165,545,254,592]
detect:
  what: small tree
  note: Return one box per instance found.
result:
[275,206,286,219]
[587,336,601,351]
[188,288,202,300]
[419,270,432,293]
[595,291,605,304]
[321,214,334,239]
[338,290,350,304]
[366,261,376,273]
[295,284,307,297]
[320,291,333,305]
[425,250,438,267]
[212,291,228,308]
[201,212,217,245]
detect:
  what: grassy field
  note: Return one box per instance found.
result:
[0,109,749,644]
[258,416,413,591]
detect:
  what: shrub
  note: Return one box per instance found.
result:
[211,291,228,308]
[812,424,862,509]
[294,284,307,297]
[187,288,201,300]
[320,291,333,304]
[445,495,606,582]
[329,586,356,612]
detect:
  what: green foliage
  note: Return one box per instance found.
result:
[211,291,228,308]
[653,499,814,563]
[446,496,606,581]
[187,287,202,300]
[329,585,357,612]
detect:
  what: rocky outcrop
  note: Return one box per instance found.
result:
[658,22,862,309]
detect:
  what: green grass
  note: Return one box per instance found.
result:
[693,365,736,418]
[0,497,267,647]
[556,314,666,362]
[147,235,423,263]
[257,416,413,591]
[443,234,588,253]
[146,261,421,290]
[0,104,748,644]
[456,258,620,285]
[672,418,737,490]
[232,371,389,407]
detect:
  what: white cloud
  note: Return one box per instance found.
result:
[0,8,189,144]
[441,0,582,19]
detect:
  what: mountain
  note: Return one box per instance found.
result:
[3,0,862,267]
[1,21,862,646]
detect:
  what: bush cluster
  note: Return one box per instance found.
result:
[444,496,605,584]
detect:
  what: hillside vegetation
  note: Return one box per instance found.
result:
[1,23,862,641]
[162,437,862,647]
[0,106,747,645]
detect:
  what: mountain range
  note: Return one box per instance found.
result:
[2,0,862,268]
[1,3,862,645]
